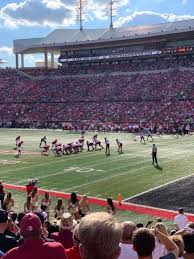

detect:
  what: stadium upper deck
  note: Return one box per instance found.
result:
[13,19,194,68]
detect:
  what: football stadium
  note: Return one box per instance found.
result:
[0,0,194,258]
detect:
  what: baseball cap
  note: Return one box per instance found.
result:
[20,213,42,236]
[0,209,8,223]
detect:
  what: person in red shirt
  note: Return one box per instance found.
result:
[2,213,67,259]
[65,224,82,259]
[51,212,77,249]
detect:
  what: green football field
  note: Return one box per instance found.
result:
[0,128,193,225]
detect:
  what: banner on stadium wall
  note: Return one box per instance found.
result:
[59,50,162,62]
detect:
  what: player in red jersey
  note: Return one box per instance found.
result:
[55,143,63,156]
[41,144,50,156]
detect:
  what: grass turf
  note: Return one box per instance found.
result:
[0,128,193,225]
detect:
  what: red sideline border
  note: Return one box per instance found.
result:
[4,183,194,221]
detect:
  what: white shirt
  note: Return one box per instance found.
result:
[118,243,138,259]
[153,238,166,259]
[174,214,189,230]
[105,139,109,145]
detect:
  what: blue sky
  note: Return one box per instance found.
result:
[0,0,194,67]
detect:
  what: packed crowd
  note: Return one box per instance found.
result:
[0,181,193,259]
[0,67,193,129]
[21,57,194,76]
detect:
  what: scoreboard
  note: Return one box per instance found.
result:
[162,47,193,54]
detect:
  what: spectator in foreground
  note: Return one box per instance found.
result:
[0,182,5,209]
[174,208,189,231]
[0,210,18,253]
[153,223,168,259]
[65,224,82,259]
[169,235,184,259]
[182,231,194,259]
[118,221,137,259]
[132,228,178,259]
[51,212,76,249]
[2,213,67,259]
[78,212,122,259]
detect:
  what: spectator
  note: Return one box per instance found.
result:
[65,224,82,259]
[153,223,168,259]
[0,182,5,209]
[132,228,178,259]
[182,231,194,259]
[0,210,18,253]
[118,221,137,259]
[51,212,76,249]
[174,208,189,231]
[40,205,47,221]
[169,235,184,259]
[2,213,67,259]
[78,212,122,259]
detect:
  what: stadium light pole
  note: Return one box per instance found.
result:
[76,0,87,31]
[106,0,117,29]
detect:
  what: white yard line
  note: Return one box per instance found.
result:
[123,172,194,202]
[63,165,151,192]
[14,154,147,184]
[62,152,194,192]
[0,151,97,176]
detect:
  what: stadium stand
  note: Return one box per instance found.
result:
[0,57,194,130]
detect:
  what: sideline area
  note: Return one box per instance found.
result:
[4,183,194,221]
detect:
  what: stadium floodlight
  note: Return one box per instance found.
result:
[106,0,117,29]
[76,0,87,31]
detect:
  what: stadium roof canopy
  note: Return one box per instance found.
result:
[13,19,194,54]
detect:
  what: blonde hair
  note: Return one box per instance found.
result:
[170,235,184,257]
[78,212,122,259]
[155,223,168,236]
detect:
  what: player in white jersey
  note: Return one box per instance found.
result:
[116,139,123,154]
[104,138,110,156]
[147,130,154,142]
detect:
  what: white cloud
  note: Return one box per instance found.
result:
[0,46,13,56]
[114,10,194,27]
[0,0,130,28]
[0,0,76,28]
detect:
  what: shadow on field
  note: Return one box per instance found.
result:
[154,165,163,171]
